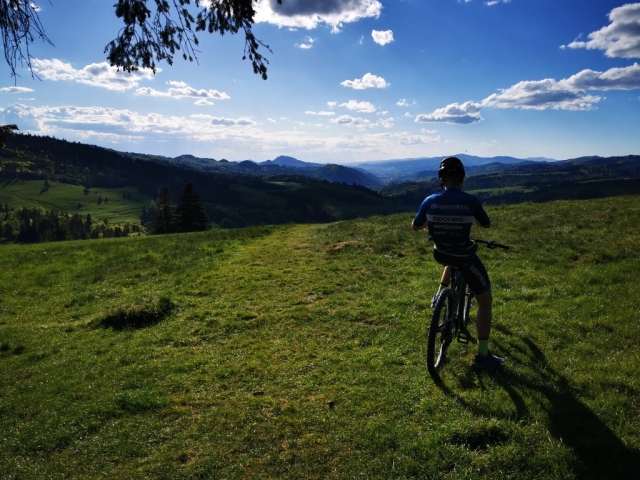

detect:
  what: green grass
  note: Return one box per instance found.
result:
[1,196,639,478]
[0,179,152,224]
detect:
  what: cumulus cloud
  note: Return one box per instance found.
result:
[296,36,315,49]
[481,79,602,111]
[305,110,336,116]
[419,62,640,123]
[565,63,640,91]
[136,80,230,103]
[563,3,640,59]
[0,104,42,131]
[481,64,640,110]
[372,30,394,46]
[485,0,511,6]
[339,100,376,113]
[210,117,256,126]
[398,134,444,146]
[1,86,34,93]
[0,103,437,163]
[255,0,382,33]
[0,103,258,142]
[415,101,483,124]
[32,59,155,91]
[331,114,373,127]
[396,99,410,107]
[340,72,389,89]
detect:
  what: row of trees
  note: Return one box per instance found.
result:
[0,208,143,243]
[0,183,210,244]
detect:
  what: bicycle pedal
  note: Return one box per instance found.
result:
[457,331,471,344]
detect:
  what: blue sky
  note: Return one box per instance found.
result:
[1,0,639,163]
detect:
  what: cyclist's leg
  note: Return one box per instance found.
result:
[431,265,453,307]
[431,253,454,308]
[458,256,503,366]
[440,265,452,286]
[475,289,493,349]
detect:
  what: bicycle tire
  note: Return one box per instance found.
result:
[426,288,453,376]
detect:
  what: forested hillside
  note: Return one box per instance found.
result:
[0,134,407,237]
[2,133,639,245]
[381,155,640,205]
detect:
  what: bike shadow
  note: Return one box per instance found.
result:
[431,326,640,479]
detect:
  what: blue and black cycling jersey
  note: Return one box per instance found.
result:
[413,188,490,255]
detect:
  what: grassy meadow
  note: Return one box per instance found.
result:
[0,179,151,224]
[1,196,639,479]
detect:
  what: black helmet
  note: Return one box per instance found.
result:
[438,156,465,180]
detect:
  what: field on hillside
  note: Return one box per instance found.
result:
[1,196,639,479]
[0,179,151,224]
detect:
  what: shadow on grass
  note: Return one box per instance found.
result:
[92,296,176,330]
[433,327,640,478]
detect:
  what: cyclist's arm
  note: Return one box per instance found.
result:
[474,201,491,228]
[474,218,491,228]
[412,218,427,231]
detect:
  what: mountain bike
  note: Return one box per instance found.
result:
[426,239,510,376]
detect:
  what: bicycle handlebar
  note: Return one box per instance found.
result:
[471,238,510,250]
[427,236,510,250]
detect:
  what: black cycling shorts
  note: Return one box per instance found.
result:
[433,249,491,296]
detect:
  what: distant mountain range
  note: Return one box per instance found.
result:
[2,133,638,216]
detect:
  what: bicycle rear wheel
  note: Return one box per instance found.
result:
[426,288,453,376]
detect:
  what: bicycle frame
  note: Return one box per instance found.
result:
[440,269,472,348]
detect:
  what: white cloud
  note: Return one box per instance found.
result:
[565,63,640,91]
[398,134,444,146]
[340,72,389,89]
[424,63,640,121]
[396,99,410,107]
[339,100,376,113]
[32,59,155,91]
[331,114,373,128]
[255,0,383,33]
[135,81,230,102]
[481,79,602,111]
[563,3,640,59]
[195,99,214,106]
[305,110,336,116]
[1,86,34,93]
[415,101,483,124]
[485,0,510,6]
[296,36,315,49]
[480,64,640,111]
[327,101,338,108]
[0,103,258,141]
[210,117,256,126]
[377,117,394,129]
[372,30,394,46]
[0,103,441,163]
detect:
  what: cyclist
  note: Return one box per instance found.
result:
[411,156,504,369]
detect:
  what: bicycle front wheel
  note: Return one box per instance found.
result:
[426,289,453,376]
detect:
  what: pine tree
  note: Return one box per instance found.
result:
[175,182,210,233]
[151,188,175,234]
